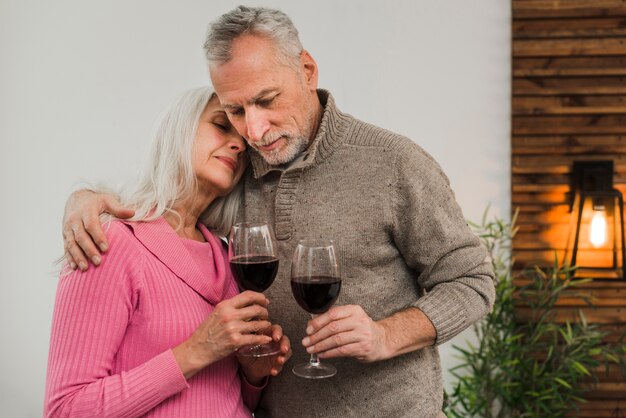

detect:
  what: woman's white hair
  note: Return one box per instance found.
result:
[119,86,243,236]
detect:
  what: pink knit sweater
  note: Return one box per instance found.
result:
[45,218,261,417]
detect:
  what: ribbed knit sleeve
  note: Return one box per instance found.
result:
[391,142,496,345]
[240,375,267,411]
[44,222,189,418]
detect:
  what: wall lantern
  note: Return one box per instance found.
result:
[564,161,625,280]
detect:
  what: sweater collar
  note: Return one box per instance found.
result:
[121,217,236,305]
[249,89,352,178]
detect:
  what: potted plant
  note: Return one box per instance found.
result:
[445,212,626,418]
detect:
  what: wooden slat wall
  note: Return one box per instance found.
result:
[512,1,626,415]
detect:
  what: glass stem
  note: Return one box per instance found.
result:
[309,313,321,366]
[310,352,321,366]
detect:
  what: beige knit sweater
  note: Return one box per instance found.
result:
[240,90,495,418]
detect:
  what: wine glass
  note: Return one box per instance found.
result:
[228,222,281,357]
[290,239,342,378]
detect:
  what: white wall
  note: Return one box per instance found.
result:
[0,1,510,416]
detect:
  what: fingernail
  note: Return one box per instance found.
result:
[306,326,313,335]
[70,262,77,270]
[302,337,310,346]
[99,243,108,252]
[92,255,101,265]
[306,346,314,353]
[79,262,88,271]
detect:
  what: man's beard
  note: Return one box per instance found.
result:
[252,121,313,166]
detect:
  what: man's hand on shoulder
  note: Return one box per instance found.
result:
[62,189,134,271]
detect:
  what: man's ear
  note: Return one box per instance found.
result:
[300,50,319,92]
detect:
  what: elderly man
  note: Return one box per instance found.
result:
[63,6,495,417]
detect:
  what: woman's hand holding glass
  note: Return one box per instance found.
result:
[237,324,292,385]
[172,291,276,380]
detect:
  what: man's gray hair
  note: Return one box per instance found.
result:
[204,6,303,65]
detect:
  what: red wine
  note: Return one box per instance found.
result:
[230,255,279,292]
[291,276,342,314]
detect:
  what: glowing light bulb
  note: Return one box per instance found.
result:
[590,210,607,248]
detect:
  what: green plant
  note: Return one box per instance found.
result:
[444,212,626,418]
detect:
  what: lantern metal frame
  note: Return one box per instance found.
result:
[565,161,625,280]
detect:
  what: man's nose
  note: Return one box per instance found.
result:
[245,109,270,143]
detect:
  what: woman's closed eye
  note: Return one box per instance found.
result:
[213,117,233,131]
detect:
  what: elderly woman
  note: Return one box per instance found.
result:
[45,87,291,417]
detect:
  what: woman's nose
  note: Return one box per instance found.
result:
[230,136,246,154]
